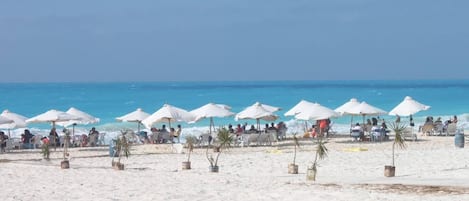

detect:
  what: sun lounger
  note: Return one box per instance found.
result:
[403,127,417,141]
[446,123,457,136]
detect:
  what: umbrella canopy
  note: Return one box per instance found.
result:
[116,108,150,132]
[255,102,281,113]
[0,116,14,125]
[235,102,279,129]
[334,98,360,115]
[235,102,279,121]
[191,103,235,122]
[295,103,339,121]
[56,107,100,127]
[26,109,80,127]
[142,104,196,129]
[389,96,430,116]
[190,103,235,134]
[344,101,387,116]
[284,100,316,116]
[116,108,150,122]
[0,110,27,129]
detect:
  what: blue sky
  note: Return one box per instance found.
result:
[1,0,468,82]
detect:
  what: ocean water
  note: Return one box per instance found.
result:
[1,80,468,139]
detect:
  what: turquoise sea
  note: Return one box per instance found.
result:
[1,80,468,139]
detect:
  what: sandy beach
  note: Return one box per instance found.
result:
[1,134,469,201]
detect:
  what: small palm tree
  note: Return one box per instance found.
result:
[185,135,197,162]
[389,122,407,167]
[310,137,328,172]
[112,130,131,170]
[182,135,197,170]
[206,128,233,172]
[288,133,301,174]
[292,133,300,165]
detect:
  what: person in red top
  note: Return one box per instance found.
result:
[319,119,328,137]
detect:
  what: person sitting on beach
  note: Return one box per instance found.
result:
[169,127,177,143]
[319,119,328,137]
[0,131,8,153]
[21,129,34,146]
[380,121,388,139]
[351,123,364,141]
[372,117,378,126]
[452,115,458,124]
[174,124,182,143]
[228,124,234,133]
[264,124,269,133]
[235,124,244,136]
[248,125,257,133]
[268,123,277,131]
[49,128,60,147]
[161,125,168,133]
[88,127,99,146]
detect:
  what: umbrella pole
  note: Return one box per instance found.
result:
[137,121,140,133]
[257,119,260,131]
[210,117,214,136]
[52,121,57,151]
[72,124,75,147]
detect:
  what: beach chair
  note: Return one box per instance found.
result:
[257,132,274,146]
[420,124,434,136]
[446,123,457,136]
[198,133,212,147]
[277,128,287,141]
[433,123,444,136]
[350,129,361,141]
[403,127,417,141]
[241,133,259,147]
[371,128,382,142]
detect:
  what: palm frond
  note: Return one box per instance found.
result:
[389,122,407,149]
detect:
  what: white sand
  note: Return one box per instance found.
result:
[1,135,469,201]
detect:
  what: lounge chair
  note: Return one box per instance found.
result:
[420,124,434,136]
[446,123,457,136]
[403,127,417,141]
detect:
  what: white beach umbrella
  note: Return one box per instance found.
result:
[344,102,387,116]
[294,103,339,121]
[26,109,80,126]
[255,102,281,113]
[235,102,279,130]
[56,107,100,127]
[116,108,150,132]
[0,110,27,129]
[344,101,387,127]
[142,104,196,129]
[334,98,360,115]
[389,96,430,116]
[284,100,316,116]
[334,98,361,132]
[0,116,14,125]
[190,103,235,135]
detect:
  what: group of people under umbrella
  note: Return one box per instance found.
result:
[0,96,431,152]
